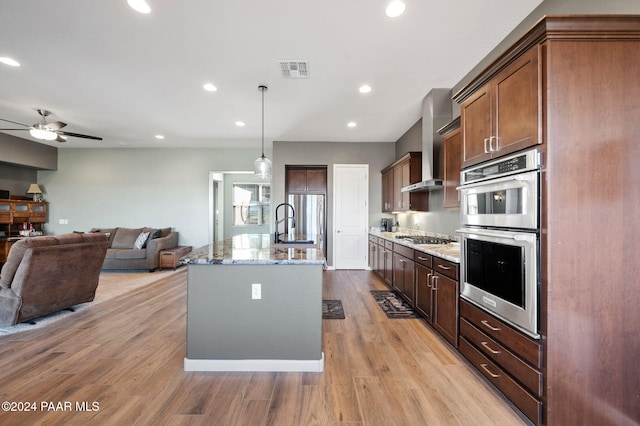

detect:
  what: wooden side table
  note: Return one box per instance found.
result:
[159,246,192,270]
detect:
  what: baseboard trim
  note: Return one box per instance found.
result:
[184,352,324,372]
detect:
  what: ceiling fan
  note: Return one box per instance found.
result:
[0,109,102,142]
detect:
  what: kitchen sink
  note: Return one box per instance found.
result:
[273,240,315,248]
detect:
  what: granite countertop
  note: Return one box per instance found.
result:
[370,230,461,263]
[180,234,325,266]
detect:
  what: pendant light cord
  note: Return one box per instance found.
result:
[259,85,268,158]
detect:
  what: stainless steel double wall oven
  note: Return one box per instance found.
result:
[457,149,541,339]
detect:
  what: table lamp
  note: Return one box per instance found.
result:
[27,184,42,201]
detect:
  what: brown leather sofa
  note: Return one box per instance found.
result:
[91,227,178,271]
[0,233,109,326]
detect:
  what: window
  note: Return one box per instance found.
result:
[232,183,270,226]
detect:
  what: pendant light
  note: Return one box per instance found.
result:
[254,85,272,180]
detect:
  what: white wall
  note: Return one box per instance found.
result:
[38,148,265,248]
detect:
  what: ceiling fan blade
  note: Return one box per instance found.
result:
[0,128,29,131]
[0,117,29,127]
[56,135,67,143]
[58,130,103,141]
[45,121,67,131]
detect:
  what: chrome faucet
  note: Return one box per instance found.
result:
[274,203,296,243]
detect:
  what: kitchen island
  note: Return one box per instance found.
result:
[181,234,325,372]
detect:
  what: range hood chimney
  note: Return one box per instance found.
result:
[401,88,452,192]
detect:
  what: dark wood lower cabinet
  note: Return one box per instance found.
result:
[415,252,459,347]
[392,247,414,305]
[459,299,542,424]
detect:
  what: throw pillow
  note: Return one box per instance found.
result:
[144,229,161,247]
[133,231,150,250]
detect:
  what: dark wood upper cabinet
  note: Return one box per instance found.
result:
[381,152,427,212]
[438,117,461,209]
[286,166,327,194]
[460,48,540,168]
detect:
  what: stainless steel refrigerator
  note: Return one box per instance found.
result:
[287,193,326,255]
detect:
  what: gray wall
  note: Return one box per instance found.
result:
[38,148,267,248]
[0,133,57,170]
[273,141,396,266]
[0,133,57,197]
[0,164,37,198]
[395,119,422,159]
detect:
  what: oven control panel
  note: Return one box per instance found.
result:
[462,149,540,185]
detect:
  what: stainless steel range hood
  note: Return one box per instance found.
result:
[401,88,452,192]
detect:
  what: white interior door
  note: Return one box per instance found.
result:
[333,164,368,269]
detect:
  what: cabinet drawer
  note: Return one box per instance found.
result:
[460,299,541,368]
[459,338,542,425]
[460,318,542,396]
[414,250,432,268]
[369,235,379,244]
[433,257,458,280]
[393,243,413,259]
[384,240,394,250]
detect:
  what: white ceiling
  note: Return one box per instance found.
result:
[0,0,542,149]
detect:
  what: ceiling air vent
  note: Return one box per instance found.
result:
[279,60,309,79]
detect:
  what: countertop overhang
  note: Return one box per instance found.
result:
[180,234,325,266]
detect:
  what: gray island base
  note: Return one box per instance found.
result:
[182,234,325,372]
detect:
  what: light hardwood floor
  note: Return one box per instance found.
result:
[0,269,528,425]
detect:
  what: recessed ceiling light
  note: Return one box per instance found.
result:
[155,134,165,139]
[235,121,245,127]
[0,57,20,67]
[385,1,406,18]
[359,85,372,94]
[127,0,151,14]
[203,83,218,92]
[347,121,357,128]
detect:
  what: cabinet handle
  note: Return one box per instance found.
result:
[427,273,432,288]
[431,275,438,291]
[483,138,490,154]
[491,136,499,151]
[480,341,501,355]
[481,320,501,332]
[479,363,500,379]
[417,256,430,261]
[436,264,451,270]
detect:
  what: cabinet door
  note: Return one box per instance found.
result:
[368,241,377,270]
[415,264,433,322]
[305,168,327,193]
[376,244,385,277]
[382,248,393,285]
[381,169,393,212]
[287,169,308,192]
[0,201,11,223]
[402,257,415,306]
[461,83,492,167]
[29,203,47,223]
[392,163,404,211]
[493,48,540,157]
[399,161,410,211]
[392,253,404,293]
[443,128,462,209]
[432,272,459,346]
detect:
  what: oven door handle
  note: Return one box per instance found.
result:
[456,228,532,241]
